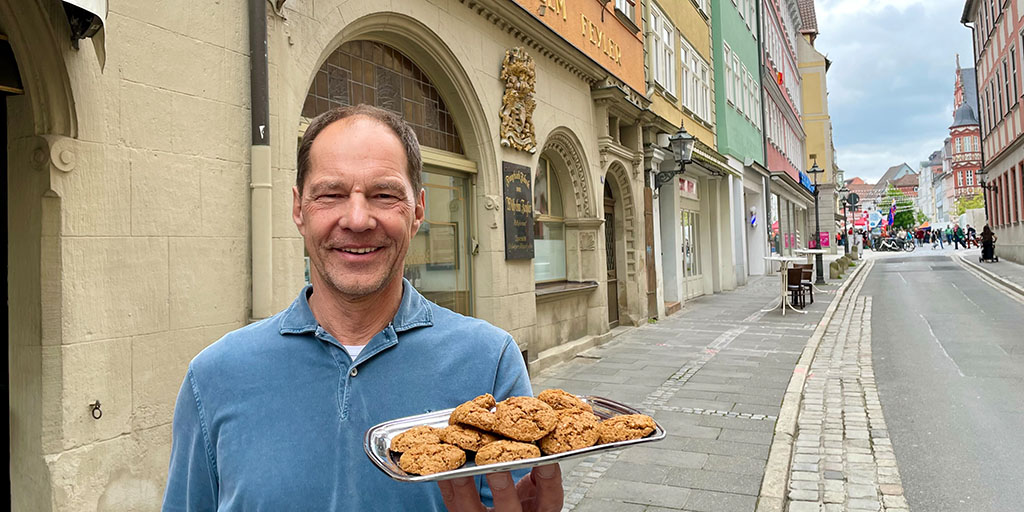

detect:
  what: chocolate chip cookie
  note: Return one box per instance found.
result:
[397,443,467,475]
[448,394,497,431]
[474,440,541,466]
[438,423,501,452]
[538,409,601,455]
[389,425,441,453]
[597,414,656,444]
[493,396,558,442]
[537,388,593,413]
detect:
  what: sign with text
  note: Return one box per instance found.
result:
[679,177,699,201]
[502,161,535,259]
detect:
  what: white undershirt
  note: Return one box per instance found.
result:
[343,344,366,359]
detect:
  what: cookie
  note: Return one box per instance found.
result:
[493,396,558,442]
[397,443,466,475]
[449,394,497,431]
[597,414,656,444]
[389,425,441,453]
[537,388,593,413]
[474,440,541,466]
[439,423,501,452]
[538,409,601,455]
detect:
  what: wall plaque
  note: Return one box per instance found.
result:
[502,161,534,259]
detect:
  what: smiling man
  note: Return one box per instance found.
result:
[162,105,563,511]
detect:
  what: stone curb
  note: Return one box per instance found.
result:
[754,259,874,512]
[951,252,1024,299]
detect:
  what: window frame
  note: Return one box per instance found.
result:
[533,155,567,283]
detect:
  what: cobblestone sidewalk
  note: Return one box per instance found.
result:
[784,260,909,512]
[529,271,854,512]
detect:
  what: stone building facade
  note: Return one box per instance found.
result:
[4,0,650,508]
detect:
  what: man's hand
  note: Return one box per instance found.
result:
[437,464,563,512]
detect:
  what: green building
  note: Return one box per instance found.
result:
[711,0,770,279]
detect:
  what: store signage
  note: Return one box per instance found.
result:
[678,177,699,200]
[502,161,535,259]
[799,171,814,193]
[580,14,622,65]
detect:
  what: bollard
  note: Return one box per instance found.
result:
[830,261,843,279]
[849,246,859,261]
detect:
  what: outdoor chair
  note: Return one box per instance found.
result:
[787,268,807,309]
[792,263,814,304]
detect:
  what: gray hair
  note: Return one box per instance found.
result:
[297,104,422,195]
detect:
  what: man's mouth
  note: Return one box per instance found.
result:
[337,247,380,254]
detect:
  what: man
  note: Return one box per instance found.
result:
[163,105,563,511]
[967,224,977,247]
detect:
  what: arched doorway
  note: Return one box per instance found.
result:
[300,40,473,315]
[604,181,619,327]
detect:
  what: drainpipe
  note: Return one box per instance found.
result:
[756,0,773,250]
[249,0,273,319]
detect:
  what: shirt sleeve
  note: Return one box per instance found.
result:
[162,367,218,512]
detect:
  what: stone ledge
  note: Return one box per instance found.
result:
[534,280,599,304]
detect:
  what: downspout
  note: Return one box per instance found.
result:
[756,0,772,249]
[961,17,987,222]
[249,0,273,319]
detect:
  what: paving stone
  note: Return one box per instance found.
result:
[823,471,845,480]
[847,497,880,510]
[791,471,818,481]
[789,489,820,501]
[846,483,876,498]
[585,477,691,508]
[882,494,909,508]
[787,501,822,512]
[681,489,757,512]
[570,497,646,512]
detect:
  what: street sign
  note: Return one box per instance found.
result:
[846,192,860,206]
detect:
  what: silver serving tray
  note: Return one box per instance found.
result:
[364,395,666,482]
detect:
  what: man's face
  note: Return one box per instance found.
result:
[293,117,424,299]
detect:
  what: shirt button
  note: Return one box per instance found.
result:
[349,367,358,377]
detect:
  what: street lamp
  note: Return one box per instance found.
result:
[654,126,696,190]
[839,185,850,253]
[807,161,826,284]
[979,176,997,222]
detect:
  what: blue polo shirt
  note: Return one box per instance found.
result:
[162,280,532,511]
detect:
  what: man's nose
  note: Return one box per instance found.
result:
[338,194,376,232]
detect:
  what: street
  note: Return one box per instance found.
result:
[864,250,1024,511]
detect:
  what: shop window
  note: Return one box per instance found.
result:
[534,156,567,282]
[302,40,463,154]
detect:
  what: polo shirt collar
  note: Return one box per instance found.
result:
[279,278,433,335]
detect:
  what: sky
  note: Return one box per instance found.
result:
[813,0,974,183]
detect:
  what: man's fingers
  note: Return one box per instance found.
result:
[530,464,563,512]
[440,477,486,512]
[485,472,523,512]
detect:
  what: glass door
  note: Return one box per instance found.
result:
[404,169,472,315]
[681,209,704,299]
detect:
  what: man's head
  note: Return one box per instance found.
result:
[293,105,425,300]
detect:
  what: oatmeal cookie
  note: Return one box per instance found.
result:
[474,440,542,466]
[389,425,441,453]
[538,409,601,455]
[493,396,558,442]
[537,388,593,413]
[439,423,501,452]
[397,443,467,475]
[448,394,497,431]
[597,414,656,444]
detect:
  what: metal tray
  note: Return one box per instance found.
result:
[364,395,666,482]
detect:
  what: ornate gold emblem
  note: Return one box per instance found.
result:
[499,47,537,153]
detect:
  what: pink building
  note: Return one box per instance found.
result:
[963,0,1024,262]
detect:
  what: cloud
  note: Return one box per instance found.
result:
[814,0,973,182]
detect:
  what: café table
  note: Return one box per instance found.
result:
[762,255,806,316]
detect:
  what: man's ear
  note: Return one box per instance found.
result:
[412,187,425,233]
[292,186,305,235]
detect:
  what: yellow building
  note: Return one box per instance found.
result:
[797,7,842,253]
[641,0,741,319]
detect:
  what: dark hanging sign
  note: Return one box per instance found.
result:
[502,161,534,260]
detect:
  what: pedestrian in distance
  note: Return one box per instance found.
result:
[953,224,965,250]
[162,105,563,512]
[981,224,998,261]
[967,224,977,248]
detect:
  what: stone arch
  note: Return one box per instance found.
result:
[540,128,594,218]
[0,0,76,137]
[293,11,496,190]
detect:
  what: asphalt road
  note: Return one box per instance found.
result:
[862,249,1024,511]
